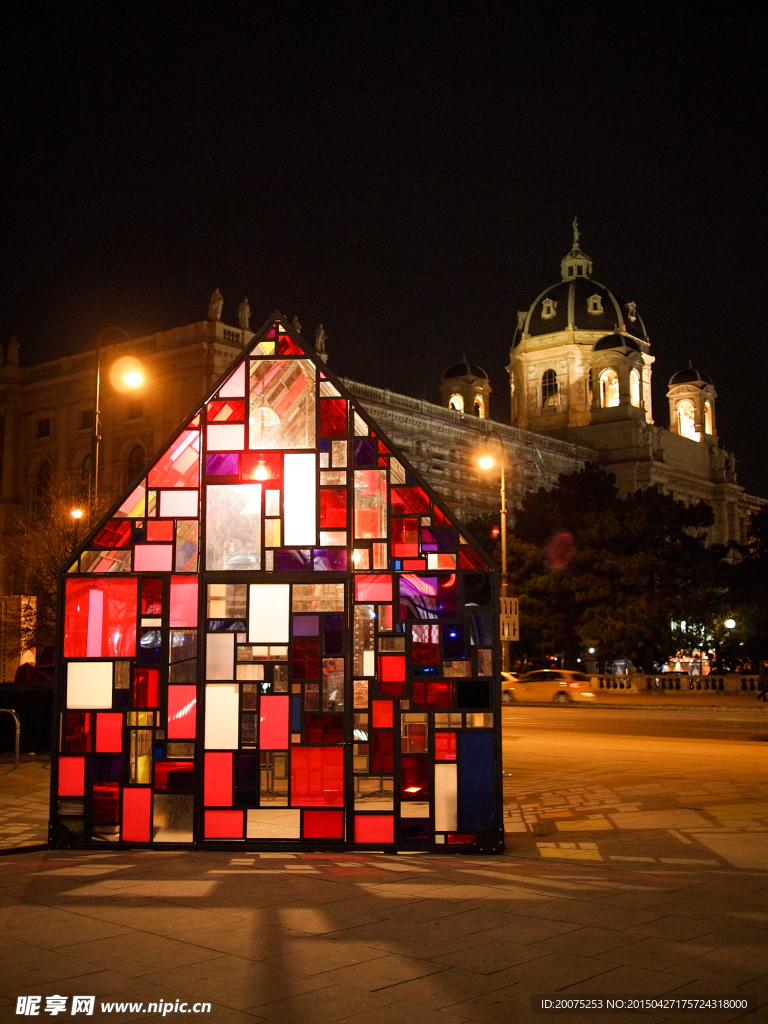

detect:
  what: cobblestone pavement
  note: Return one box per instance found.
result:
[0,757,49,850]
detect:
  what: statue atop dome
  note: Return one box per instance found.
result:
[561,219,593,280]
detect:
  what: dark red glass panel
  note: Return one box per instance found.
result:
[133,668,159,707]
[207,400,245,422]
[278,334,303,355]
[447,833,477,845]
[303,809,344,838]
[292,639,320,681]
[291,747,344,806]
[391,487,430,514]
[141,578,163,616]
[412,642,440,665]
[370,731,394,772]
[64,578,138,658]
[320,489,347,529]
[413,681,453,708]
[155,761,194,792]
[304,714,344,744]
[92,784,120,824]
[401,756,430,798]
[459,547,487,569]
[379,679,406,697]
[391,518,419,557]
[319,399,347,437]
[93,519,132,549]
[61,712,92,753]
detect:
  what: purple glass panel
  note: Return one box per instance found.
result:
[206,453,240,476]
[353,437,377,467]
[313,548,348,571]
[421,527,458,552]
[275,549,313,571]
[293,615,319,636]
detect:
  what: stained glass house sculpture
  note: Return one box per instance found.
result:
[51,314,503,851]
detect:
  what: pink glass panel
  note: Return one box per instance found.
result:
[259,695,289,749]
[354,815,394,843]
[148,429,200,488]
[159,490,199,518]
[170,577,198,627]
[168,685,197,739]
[218,362,245,398]
[134,545,173,572]
[303,809,344,838]
[122,788,151,842]
[291,747,344,806]
[58,757,85,796]
[204,752,232,806]
[435,732,456,760]
[64,578,137,658]
[207,424,245,451]
[354,575,392,602]
[95,713,123,753]
[204,809,243,838]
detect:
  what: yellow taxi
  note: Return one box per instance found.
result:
[501,669,597,704]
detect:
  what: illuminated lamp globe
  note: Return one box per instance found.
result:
[478,455,494,470]
[71,508,84,520]
[124,371,143,388]
[254,460,269,481]
[588,647,596,654]
[725,618,736,630]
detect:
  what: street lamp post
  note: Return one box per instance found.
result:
[478,429,509,670]
[90,327,142,505]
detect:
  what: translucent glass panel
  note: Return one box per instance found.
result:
[248,585,290,643]
[249,359,316,449]
[205,484,262,571]
[284,454,317,545]
[354,470,387,539]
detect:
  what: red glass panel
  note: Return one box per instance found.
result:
[303,809,344,838]
[207,400,245,422]
[434,507,450,525]
[379,656,405,682]
[354,815,394,843]
[61,712,92,752]
[413,681,453,708]
[241,452,281,481]
[412,644,440,665]
[95,713,123,753]
[63,578,138,658]
[434,731,456,760]
[304,714,344,744]
[278,334,303,355]
[370,731,394,772]
[168,685,197,738]
[146,520,174,542]
[204,752,233,806]
[58,757,85,796]
[122,788,151,842]
[133,668,159,708]
[354,575,392,602]
[92,784,120,824]
[170,577,198,627]
[259,695,289,749]
[94,520,132,549]
[292,639,319,680]
[141,578,163,616]
[291,747,344,805]
[391,487,430,514]
[401,756,430,798]
[320,489,347,529]
[402,559,426,569]
[391,518,419,557]
[379,679,406,697]
[154,762,194,791]
[148,429,200,488]
[459,547,487,569]
[371,700,393,728]
[447,833,477,845]
[319,399,347,437]
[204,809,244,838]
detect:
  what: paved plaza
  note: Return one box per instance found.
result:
[1,704,767,1022]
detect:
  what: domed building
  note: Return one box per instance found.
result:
[439,357,491,418]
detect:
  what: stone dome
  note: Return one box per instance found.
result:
[669,364,713,386]
[593,333,641,352]
[442,358,489,381]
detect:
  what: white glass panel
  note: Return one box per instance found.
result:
[67,661,113,709]
[205,484,261,571]
[283,453,316,546]
[246,808,301,839]
[206,632,234,679]
[248,584,290,644]
[204,683,239,749]
[206,423,245,451]
[435,763,458,831]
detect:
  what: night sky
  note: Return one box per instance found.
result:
[3,4,766,492]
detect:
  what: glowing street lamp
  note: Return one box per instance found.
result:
[725,618,736,630]
[478,429,509,669]
[70,508,84,520]
[91,328,145,504]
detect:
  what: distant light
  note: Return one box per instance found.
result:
[124,371,143,388]
[490,525,500,539]
[588,647,595,654]
[254,460,269,481]
[352,550,361,565]
[478,455,494,470]
[404,786,422,794]
[725,618,736,629]
[576,658,581,662]
[71,508,84,520]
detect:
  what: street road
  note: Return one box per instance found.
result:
[502,705,768,870]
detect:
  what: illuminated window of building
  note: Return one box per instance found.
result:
[587,294,604,315]
[704,400,713,435]
[678,399,699,441]
[541,369,558,407]
[541,298,557,319]
[473,396,485,418]
[629,368,641,408]
[600,368,619,408]
[448,394,464,412]
[588,368,593,405]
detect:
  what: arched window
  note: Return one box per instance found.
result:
[677,399,698,441]
[600,368,620,408]
[629,368,641,408]
[127,444,146,481]
[587,294,604,315]
[473,396,485,418]
[704,400,713,435]
[541,369,558,407]
[33,460,52,508]
[541,298,557,320]
[448,394,464,413]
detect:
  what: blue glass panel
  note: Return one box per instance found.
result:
[291,695,302,732]
[443,624,466,660]
[206,619,246,632]
[401,819,430,842]
[353,437,376,467]
[459,731,495,831]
